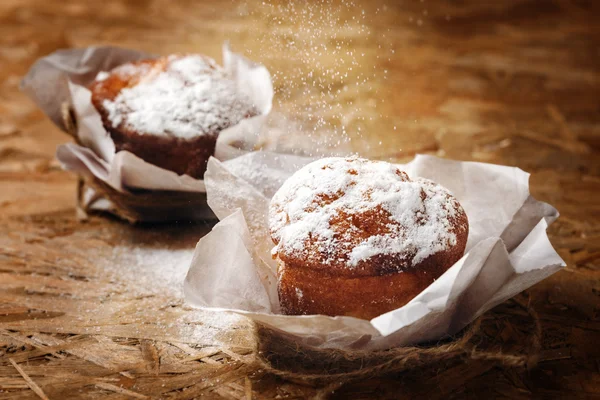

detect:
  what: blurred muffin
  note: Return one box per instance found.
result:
[90,54,258,179]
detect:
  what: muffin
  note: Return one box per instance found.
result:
[269,156,469,320]
[89,54,258,179]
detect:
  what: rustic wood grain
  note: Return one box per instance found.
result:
[1,0,599,398]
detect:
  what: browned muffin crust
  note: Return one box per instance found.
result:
[277,256,450,319]
[269,157,469,319]
[93,117,218,180]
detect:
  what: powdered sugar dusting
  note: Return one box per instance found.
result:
[107,246,195,297]
[100,54,257,139]
[269,157,466,271]
[95,71,110,81]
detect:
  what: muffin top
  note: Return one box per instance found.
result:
[90,54,258,140]
[269,157,469,277]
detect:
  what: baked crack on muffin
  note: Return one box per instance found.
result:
[89,54,259,179]
[269,156,469,320]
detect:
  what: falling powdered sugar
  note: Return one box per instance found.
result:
[101,54,257,139]
[269,157,467,271]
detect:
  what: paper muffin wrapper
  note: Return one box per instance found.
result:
[59,102,215,222]
[22,45,273,222]
[184,152,566,351]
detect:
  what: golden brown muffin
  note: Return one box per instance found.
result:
[89,54,258,179]
[269,156,469,320]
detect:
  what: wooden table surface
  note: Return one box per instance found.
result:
[1,0,599,398]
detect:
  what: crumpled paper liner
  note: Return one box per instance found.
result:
[22,45,273,222]
[184,152,565,354]
[60,103,215,222]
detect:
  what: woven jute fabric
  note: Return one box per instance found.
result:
[252,301,541,385]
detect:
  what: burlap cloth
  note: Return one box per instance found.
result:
[251,300,541,385]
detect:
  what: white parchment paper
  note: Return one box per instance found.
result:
[184,152,565,350]
[21,45,273,210]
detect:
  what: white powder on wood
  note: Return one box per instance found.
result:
[100,55,256,139]
[270,157,464,270]
[108,246,195,297]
